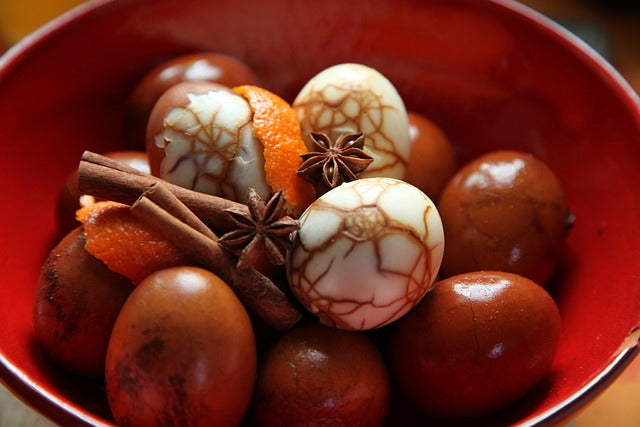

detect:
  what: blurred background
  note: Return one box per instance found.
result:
[0,0,86,47]
[0,0,638,426]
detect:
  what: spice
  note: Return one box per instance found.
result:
[130,182,302,330]
[78,152,302,330]
[219,189,300,270]
[296,132,373,195]
[78,151,247,234]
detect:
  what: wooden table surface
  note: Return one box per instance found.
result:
[0,1,639,426]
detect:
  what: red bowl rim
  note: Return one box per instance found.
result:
[525,327,640,426]
[1,0,639,425]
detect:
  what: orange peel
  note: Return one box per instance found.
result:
[234,85,315,216]
[76,201,189,284]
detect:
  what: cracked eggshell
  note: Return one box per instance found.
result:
[293,63,410,180]
[146,80,270,204]
[287,177,444,331]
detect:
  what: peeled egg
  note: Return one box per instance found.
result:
[146,81,270,204]
[287,177,444,330]
[293,63,410,179]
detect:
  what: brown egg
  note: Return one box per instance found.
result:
[33,227,134,377]
[403,112,458,201]
[252,322,390,427]
[389,271,561,420]
[55,150,149,235]
[438,150,572,285]
[105,266,256,426]
[124,52,258,149]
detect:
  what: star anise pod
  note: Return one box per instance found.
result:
[297,131,373,196]
[218,188,300,270]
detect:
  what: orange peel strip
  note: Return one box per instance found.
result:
[76,201,189,284]
[233,85,315,216]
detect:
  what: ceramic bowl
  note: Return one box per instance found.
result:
[1,0,639,425]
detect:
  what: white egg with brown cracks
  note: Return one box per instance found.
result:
[293,63,410,180]
[146,81,270,204]
[287,177,444,331]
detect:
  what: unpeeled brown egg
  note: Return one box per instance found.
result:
[438,150,571,285]
[125,52,258,149]
[390,271,561,420]
[287,177,444,331]
[293,63,410,180]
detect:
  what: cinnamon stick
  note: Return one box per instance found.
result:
[141,182,217,240]
[130,185,302,331]
[78,151,248,234]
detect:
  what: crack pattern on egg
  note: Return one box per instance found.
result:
[156,90,270,203]
[293,63,411,180]
[287,177,444,331]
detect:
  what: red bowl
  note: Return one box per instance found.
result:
[1,0,639,425]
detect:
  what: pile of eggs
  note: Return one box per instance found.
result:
[37,52,571,426]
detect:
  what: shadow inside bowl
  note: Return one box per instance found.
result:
[27,338,114,424]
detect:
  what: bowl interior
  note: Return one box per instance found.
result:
[1,0,640,425]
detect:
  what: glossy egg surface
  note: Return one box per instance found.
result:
[1,0,640,425]
[390,271,561,420]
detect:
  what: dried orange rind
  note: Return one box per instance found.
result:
[76,201,189,284]
[234,85,315,216]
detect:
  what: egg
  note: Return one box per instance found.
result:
[438,150,572,285]
[124,52,258,149]
[403,111,458,201]
[389,271,561,420]
[287,177,444,330]
[33,227,134,377]
[252,322,390,427]
[146,81,270,204]
[293,63,410,179]
[105,266,256,426]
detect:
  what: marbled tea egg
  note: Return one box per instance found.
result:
[146,81,270,204]
[293,63,410,180]
[287,177,444,331]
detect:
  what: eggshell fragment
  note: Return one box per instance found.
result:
[293,63,410,180]
[287,177,444,330]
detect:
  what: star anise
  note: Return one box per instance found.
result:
[297,131,373,196]
[218,188,300,270]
